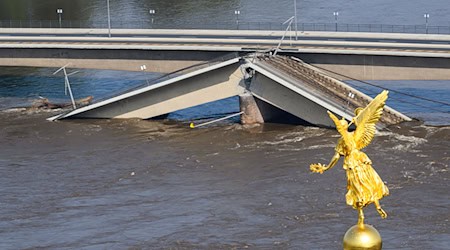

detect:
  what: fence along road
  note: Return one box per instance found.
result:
[1,20,450,35]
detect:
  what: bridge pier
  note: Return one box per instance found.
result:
[239,93,309,125]
[239,93,264,124]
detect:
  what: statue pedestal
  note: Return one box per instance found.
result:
[343,224,382,250]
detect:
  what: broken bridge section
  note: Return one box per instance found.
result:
[243,55,411,127]
[48,54,245,120]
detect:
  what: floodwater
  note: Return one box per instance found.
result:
[0,66,447,249]
[0,109,448,249]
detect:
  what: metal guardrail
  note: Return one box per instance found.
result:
[1,19,450,35]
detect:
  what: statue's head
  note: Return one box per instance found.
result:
[354,107,364,116]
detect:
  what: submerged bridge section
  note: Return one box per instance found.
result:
[49,55,245,120]
[244,55,410,127]
[50,54,410,127]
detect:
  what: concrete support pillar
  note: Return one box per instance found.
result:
[239,93,264,124]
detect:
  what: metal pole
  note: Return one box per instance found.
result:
[294,0,298,40]
[149,9,156,27]
[140,65,150,85]
[235,10,240,30]
[333,12,339,32]
[62,68,77,109]
[57,9,63,28]
[274,16,294,56]
[190,112,243,128]
[424,13,429,34]
[289,24,292,45]
[107,0,111,37]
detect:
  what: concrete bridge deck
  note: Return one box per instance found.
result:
[2,28,450,80]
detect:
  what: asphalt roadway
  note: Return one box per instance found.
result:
[1,28,450,57]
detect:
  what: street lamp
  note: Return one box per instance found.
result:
[106,0,111,37]
[234,10,240,30]
[333,11,339,32]
[424,13,430,34]
[56,8,63,28]
[140,65,150,85]
[294,0,298,40]
[149,9,156,26]
[107,0,111,37]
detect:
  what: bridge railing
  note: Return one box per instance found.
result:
[1,19,450,35]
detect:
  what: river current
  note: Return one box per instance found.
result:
[0,0,449,249]
[0,110,448,249]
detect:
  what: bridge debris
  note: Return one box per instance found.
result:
[33,96,93,110]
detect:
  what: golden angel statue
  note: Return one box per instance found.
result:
[310,90,390,227]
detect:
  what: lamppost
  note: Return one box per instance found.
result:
[294,0,298,40]
[149,9,156,26]
[56,8,63,28]
[333,11,339,32]
[234,10,240,30]
[140,65,150,85]
[424,13,430,34]
[107,0,111,37]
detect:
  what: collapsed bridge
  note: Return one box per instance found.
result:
[49,53,411,127]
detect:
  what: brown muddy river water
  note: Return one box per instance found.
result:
[0,110,448,249]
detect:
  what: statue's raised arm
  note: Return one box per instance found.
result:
[309,110,353,174]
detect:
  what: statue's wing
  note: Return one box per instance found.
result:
[353,90,388,150]
[327,111,351,145]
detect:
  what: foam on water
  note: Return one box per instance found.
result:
[305,144,336,150]
[391,134,428,152]
[377,130,428,152]
[252,137,306,146]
